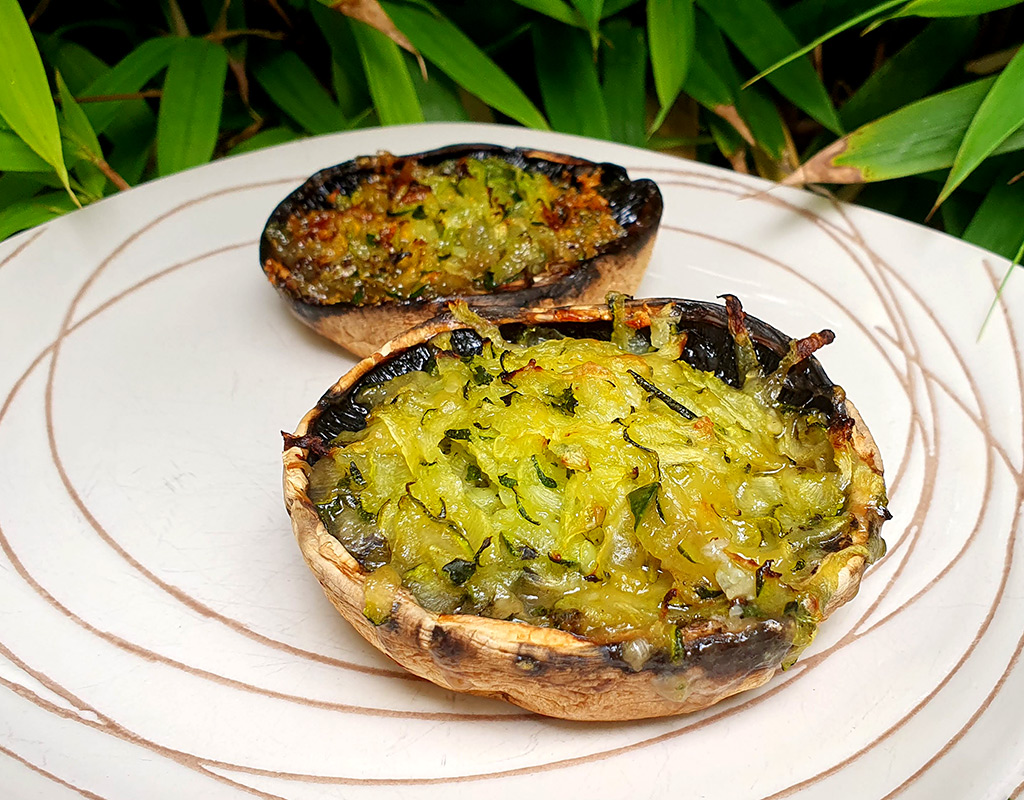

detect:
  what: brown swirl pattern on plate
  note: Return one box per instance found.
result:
[0,139,1020,799]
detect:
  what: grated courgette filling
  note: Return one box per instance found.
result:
[308,302,887,666]
[263,154,625,306]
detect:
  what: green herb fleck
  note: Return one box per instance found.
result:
[532,456,557,488]
[349,462,366,487]
[548,552,578,567]
[628,483,659,531]
[550,386,578,415]
[671,625,685,662]
[629,371,697,420]
[516,495,540,525]
[442,558,476,586]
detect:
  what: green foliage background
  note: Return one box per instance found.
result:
[2,0,1023,267]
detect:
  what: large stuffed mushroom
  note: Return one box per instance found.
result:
[281,297,888,720]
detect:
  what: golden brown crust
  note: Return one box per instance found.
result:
[280,232,657,358]
[822,400,882,617]
[260,145,663,358]
[282,300,886,720]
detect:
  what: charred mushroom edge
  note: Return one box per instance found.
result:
[282,298,886,721]
[261,144,664,357]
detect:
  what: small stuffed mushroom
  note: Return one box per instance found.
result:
[260,144,663,357]
[281,297,889,720]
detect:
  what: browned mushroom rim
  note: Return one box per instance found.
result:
[289,297,888,675]
[259,144,662,308]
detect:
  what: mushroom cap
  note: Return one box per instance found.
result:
[282,299,887,720]
[261,144,663,357]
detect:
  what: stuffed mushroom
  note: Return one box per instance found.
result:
[282,296,888,720]
[261,145,663,356]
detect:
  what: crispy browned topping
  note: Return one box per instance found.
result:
[262,155,625,306]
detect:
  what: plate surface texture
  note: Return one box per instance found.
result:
[1,123,1022,800]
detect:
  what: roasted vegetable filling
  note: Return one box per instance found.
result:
[263,154,625,305]
[306,301,887,668]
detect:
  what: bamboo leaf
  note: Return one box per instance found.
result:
[736,84,789,160]
[683,53,734,110]
[938,194,974,238]
[80,37,178,136]
[570,0,603,44]
[202,0,246,31]
[229,126,302,155]
[647,0,695,134]
[482,21,533,55]
[685,59,760,152]
[315,0,420,58]
[868,0,1020,31]
[312,2,372,118]
[978,236,1023,340]
[781,0,884,41]
[787,77,1024,185]
[65,152,107,201]
[331,59,371,119]
[381,1,549,130]
[650,134,714,149]
[0,0,71,194]
[50,17,138,40]
[0,173,49,208]
[709,115,746,162]
[348,108,377,129]
[694,13,787,157]
[963,176,1024,260]
[36,35,107,92]
[0,129,52,171]
[571,0,603,28]
[508,0,579,26]
[102,106,156,158]
[602,20,646,147]
[156,37,228,176]
[40,39,158,181]
[847,173,939,218]
[254,51,349,134]
[0,193,78,242]
[56,71,107,198]
[351,19,424,125]
[603,0,642,15]
[915,151,1022,192]
[534,22,609,138]
[935,46,1024,209]
[841,17,979,130]
[895,0,1020,16]
[697,0,843,134]
[406,52,469,122]
[108,118,155,186]
[56,72,102,161]
[743,0,903,89]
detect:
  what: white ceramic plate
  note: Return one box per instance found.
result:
[2,123,1022,800]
